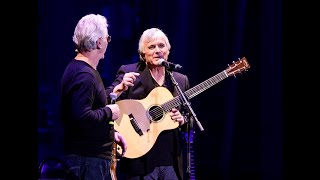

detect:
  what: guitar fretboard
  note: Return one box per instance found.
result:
[183,129,196,180]
[190,142,196,180]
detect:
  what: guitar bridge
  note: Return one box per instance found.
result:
[129,113,143,136]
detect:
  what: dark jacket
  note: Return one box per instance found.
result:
[106,61,190,180]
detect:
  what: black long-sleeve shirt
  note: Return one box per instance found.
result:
[60,59,114,160]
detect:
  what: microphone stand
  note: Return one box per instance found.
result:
[166,69,204,180]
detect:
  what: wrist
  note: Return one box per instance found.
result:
[114,83,126,93]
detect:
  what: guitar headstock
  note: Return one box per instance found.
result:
[225,57,250,77]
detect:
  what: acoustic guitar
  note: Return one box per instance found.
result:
[114,57,250,158]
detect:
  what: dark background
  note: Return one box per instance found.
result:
[38,0,283,179]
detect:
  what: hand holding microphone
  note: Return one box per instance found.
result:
[109,92,127,156]
[106,104,120,120]
[107,92,120,120]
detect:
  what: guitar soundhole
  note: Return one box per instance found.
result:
[148,105,164,122]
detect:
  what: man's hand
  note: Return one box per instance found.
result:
[114,72,140,93]
[170,108,186,126]
[114,131,127,157]
[106,104,120,120]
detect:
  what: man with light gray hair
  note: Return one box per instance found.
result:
[60,14,127,180]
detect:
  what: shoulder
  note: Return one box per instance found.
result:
[67,60,95,73]
[119,62,143,72]
[172,71,190,89]
[64,60,95,77]
[173,71,188,80]
[69,60,98,81]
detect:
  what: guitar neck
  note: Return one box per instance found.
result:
[185,70,228,99]
[110,142,118,180]
[162,70,228,111]
[190,141,196,180]
[183,129,196,180]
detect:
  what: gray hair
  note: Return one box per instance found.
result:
[138,28,171,61]
[73,14,109,52]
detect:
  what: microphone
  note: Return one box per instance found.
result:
[158,59,183,71]
[109,92,117,104]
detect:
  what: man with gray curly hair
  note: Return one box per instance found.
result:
[60,13,127,180]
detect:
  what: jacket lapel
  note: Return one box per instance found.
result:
[137,62,155,94]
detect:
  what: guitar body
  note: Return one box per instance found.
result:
[115,87,179,159]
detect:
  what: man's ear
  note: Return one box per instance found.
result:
[140,53,146,61]
[96,38,102,49]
